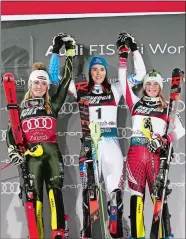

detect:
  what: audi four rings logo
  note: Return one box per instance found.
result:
[59,102,79,114]
[1,182,20,194]
[117,127,133,139]
[62,154,79,167]
[177,100,185,113]
[22,117,53,132]
[1,130,7,141]
[171,152,185,165]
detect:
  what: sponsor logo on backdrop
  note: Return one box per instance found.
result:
[62,154,79,167]
[1,182,20,194]
[1,130,7,141]
[57,127,133,139]
[117,127,133,139]
[58,102,79,114]
[2,180,185,195]
[45,43,185,56]
[171,152,185,165]
[57,131,83,137]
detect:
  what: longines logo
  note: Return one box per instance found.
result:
[45,43,185,56]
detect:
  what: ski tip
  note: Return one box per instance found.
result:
[3,73,14,82]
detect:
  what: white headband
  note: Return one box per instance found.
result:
[143,72,163,90]
[28,70,50,89]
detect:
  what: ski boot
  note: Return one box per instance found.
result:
[52,229,65,239]
[52,214,69,239]
[162,233,174,239]
[108,189,124,238]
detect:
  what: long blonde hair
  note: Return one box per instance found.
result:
[159,89,167,110]
[22,62,52,114]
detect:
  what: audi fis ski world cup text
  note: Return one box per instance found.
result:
[45,43,185,56]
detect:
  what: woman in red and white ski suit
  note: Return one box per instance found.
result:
[116,32,185,239]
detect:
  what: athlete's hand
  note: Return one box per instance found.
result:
[8,145,25,166]
[122,32,138,52]
[89,122,102,148]
[62,34,76,57]
[147,134,168,153]
[52,33,66,54]
[116,32,130,59]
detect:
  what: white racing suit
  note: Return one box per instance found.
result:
[67,50,146,238]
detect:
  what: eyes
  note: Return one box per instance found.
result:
[146,82,159,87]
[32,80,48,87]
[92,67,106,72]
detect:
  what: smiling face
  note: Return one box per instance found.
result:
[30,80,48,98]
[145,81,160,97]
[90,64,107,85]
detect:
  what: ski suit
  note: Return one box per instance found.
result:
[118,52,185,238]
[6,55,74,239]
[49,50,146,238]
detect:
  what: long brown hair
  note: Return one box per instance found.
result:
[22,62,52,114]
[88,71,111,94]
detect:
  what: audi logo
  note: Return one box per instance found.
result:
[170,152,185,165]
[177,100,185,113]
[59,102,79,115]
[1,130,7,141]
[63,154,79,167]
[117,127,133,139]
[22,117,53,132]
[1,182,20,194]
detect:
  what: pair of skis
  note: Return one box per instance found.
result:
[75,73,108,239]
[2,73,40,238]
[142,68,184,239]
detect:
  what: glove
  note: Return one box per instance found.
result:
[8,145,25,166]
[147,134,168,153]
[116,32,130,59]
[62,34,76,57]
[52,33,67,54]
[122,32,138,52]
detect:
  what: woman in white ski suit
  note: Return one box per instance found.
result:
[49,39,146,238]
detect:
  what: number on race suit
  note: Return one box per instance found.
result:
[75,73,108,239]
[150,68,184,239]
[3,73,39,239]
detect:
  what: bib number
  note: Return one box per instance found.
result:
[96,108,101,119]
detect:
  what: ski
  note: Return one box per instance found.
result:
[144,68,184,239]
[75,73,107,239]
[3,73,39,239]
